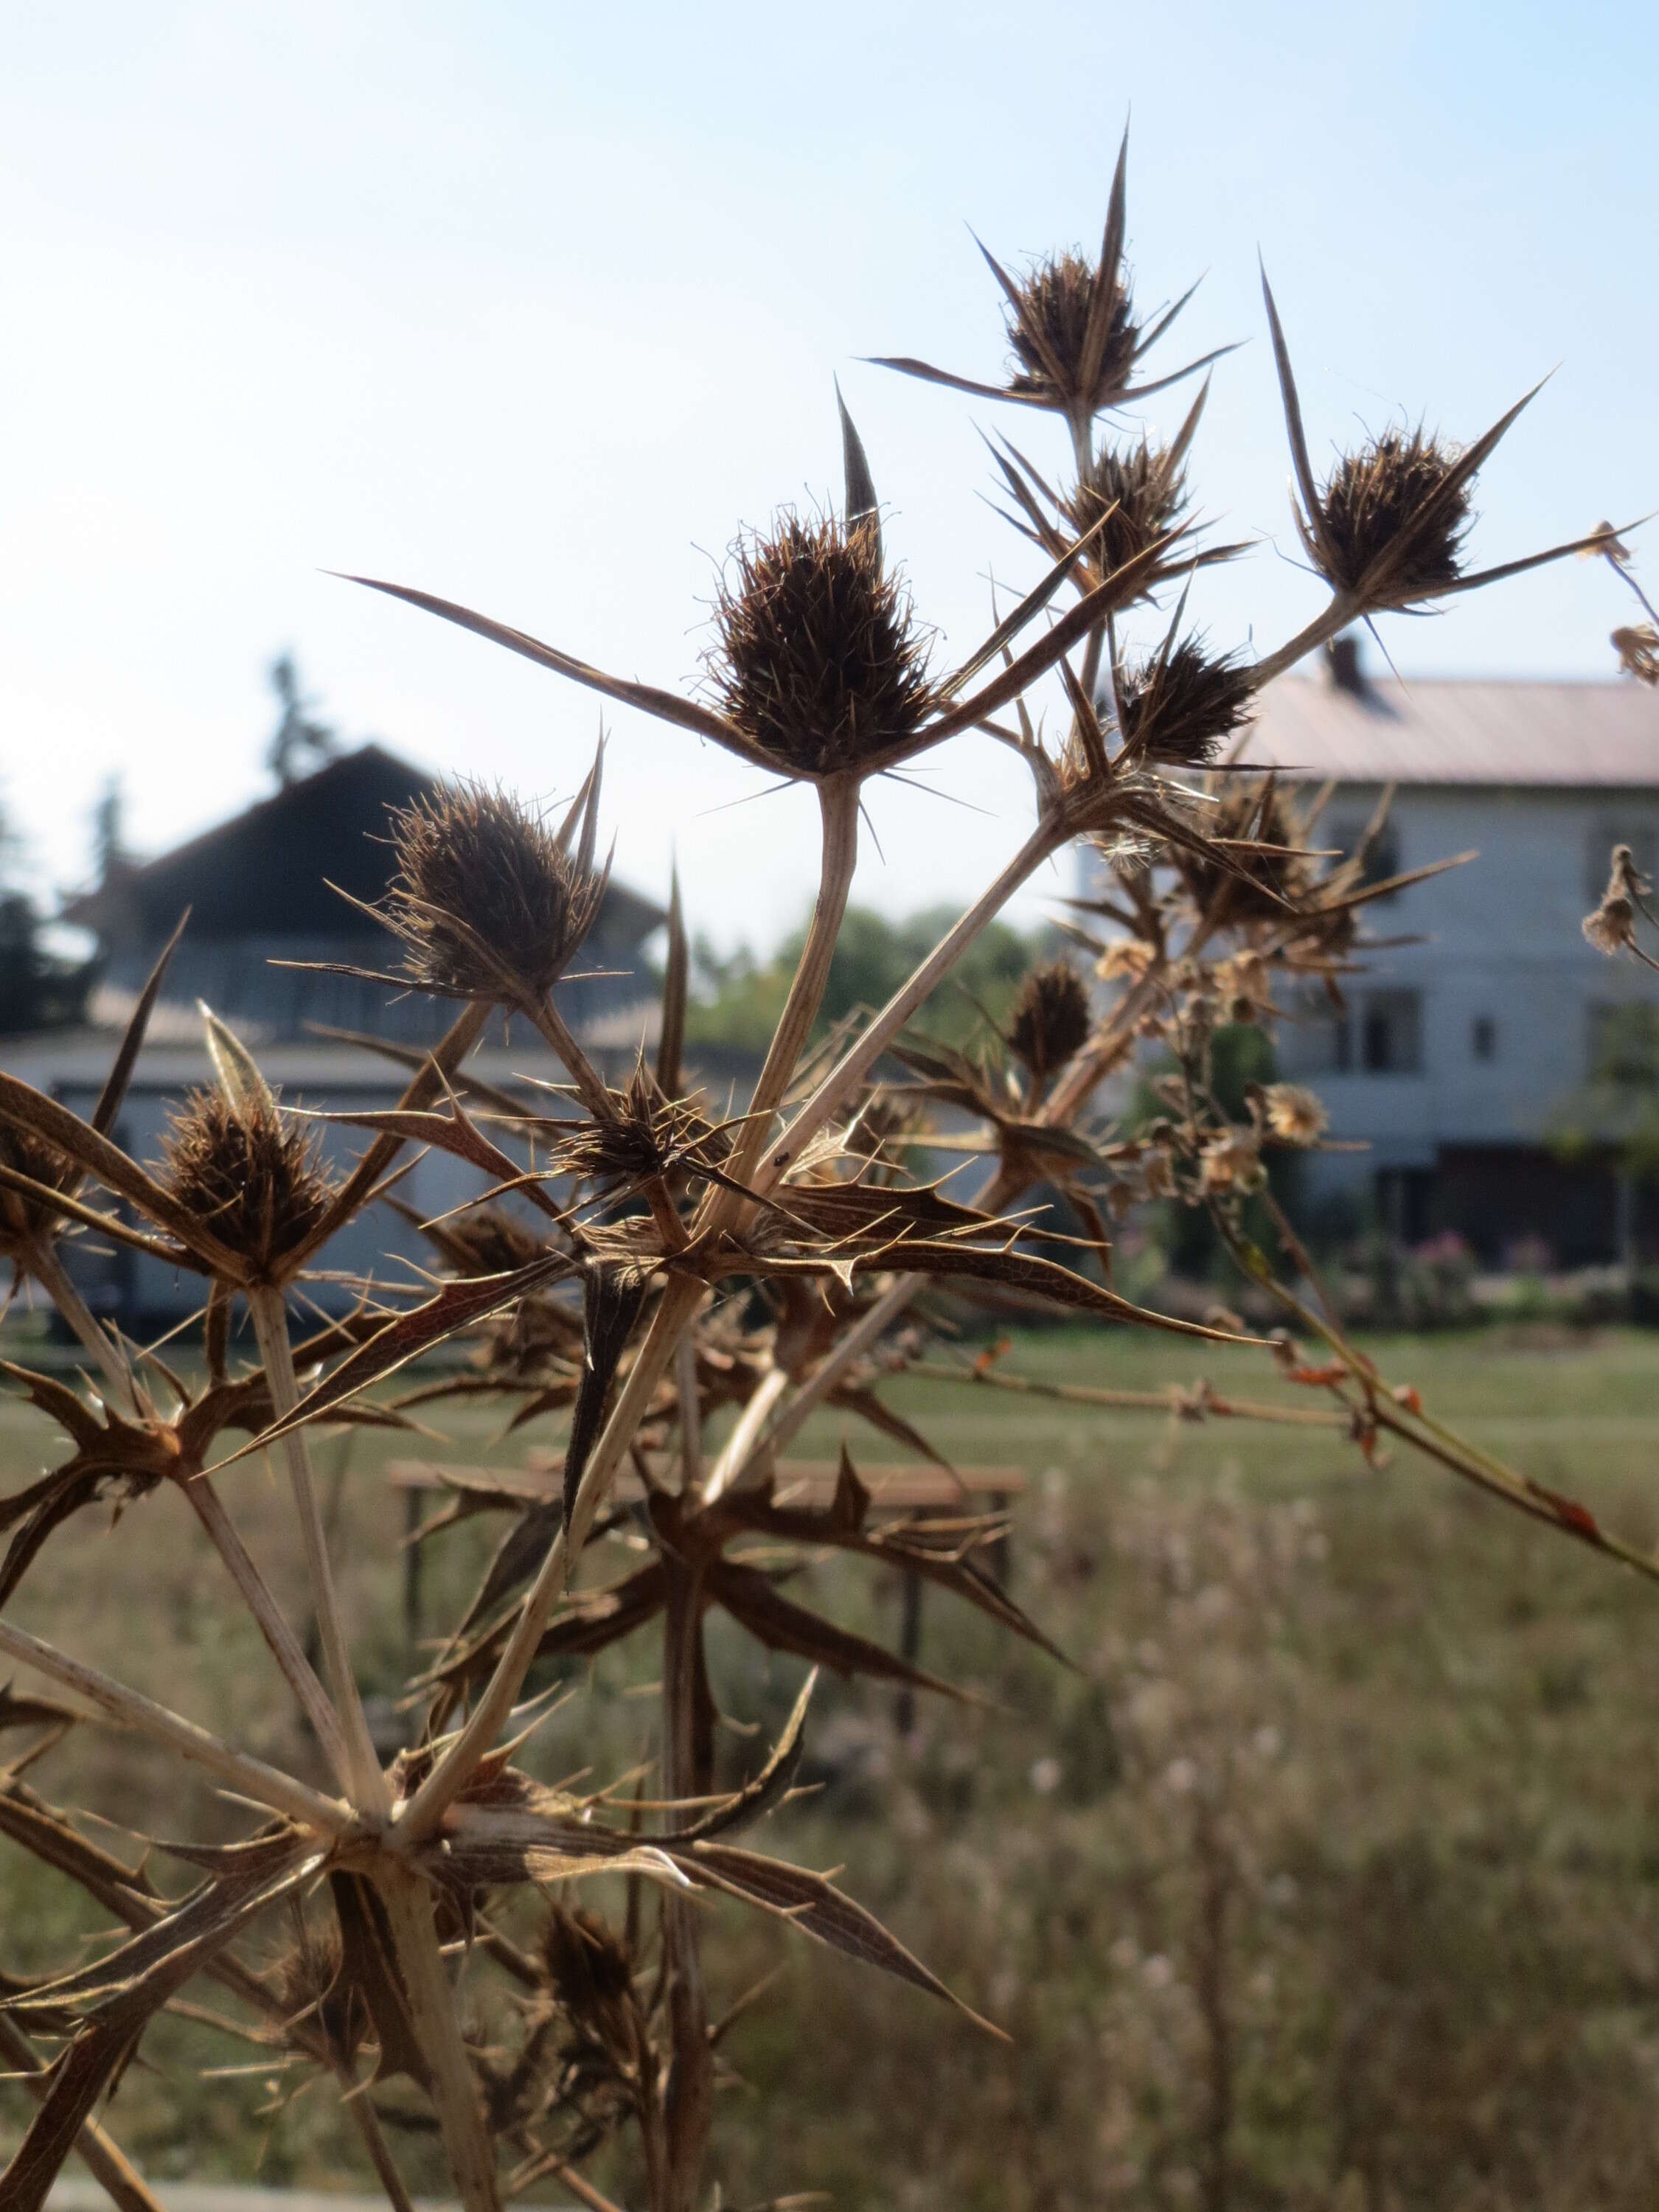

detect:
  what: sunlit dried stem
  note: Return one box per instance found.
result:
[0,1614,349,1834]
[248,1285,389,1815]
[373,1863,502,2212]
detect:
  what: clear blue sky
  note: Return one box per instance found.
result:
[1,1,1651,950]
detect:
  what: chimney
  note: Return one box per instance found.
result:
[1326,633,1366,695]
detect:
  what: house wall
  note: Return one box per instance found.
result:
[1085,780,1659,1259]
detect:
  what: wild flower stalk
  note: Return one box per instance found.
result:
[0,128,1646,2212]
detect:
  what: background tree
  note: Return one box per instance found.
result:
[265,653,338,786]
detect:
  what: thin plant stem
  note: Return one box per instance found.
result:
[904,1360,1349,1427]
[705,1273,917,1504]
[373,1862,501,2212]
[659,1562,714,2212]
[0,1615,349,1834]
[751,815,1062,1201]
[25,1236,354,1790]
[675,1333,703,1498]
[248,1285,389,1817]
[701,1363,790,1505]
[22,1237,141,1413]
[709,773,862,1211]
[184,1477,352,1792]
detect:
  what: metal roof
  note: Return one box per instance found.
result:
[1238,674,1659,788]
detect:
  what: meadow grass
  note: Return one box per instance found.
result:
[7,1324,1659,2206]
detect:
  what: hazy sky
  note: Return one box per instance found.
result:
[1,2,1651,951]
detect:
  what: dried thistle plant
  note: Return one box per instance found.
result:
[0,131,1649,2212]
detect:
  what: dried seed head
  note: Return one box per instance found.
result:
[1315,426,1471,605]
[543,1907,636,2020]
[1199,1127,1265,1195]
[557,1061,723,1194]
[1262,1083,1329,1145]
[1613,625,1659,684]
[1178,782,1319,927]
[0,1124,74,1251]
[706,513,937,778]
[1064,437,1188,584]
[424,1204,552,1279]
[1008,251,1135,413]
[1116,640,1253,768]
[383,782,608,1002]
[160,1086,338,1282]
[1007,961,1092,1083]
[1583,844,1649,956]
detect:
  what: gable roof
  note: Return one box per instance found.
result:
[61,744,665,945]
[1237,675,1659,789]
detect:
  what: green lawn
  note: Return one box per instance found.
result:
[7,1325,1659,2207]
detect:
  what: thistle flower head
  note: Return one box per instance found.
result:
[1262,1083,1329,1145]
[1116,640,1253,768]
[1007,961,1092,1083]
[1178,782,1319,927]
[160,1085,338,1284]
[383,779,608,1003]
[1583,844,1649,957]
[1613,625,1659,685]
[1199,1127,1266,1195]
[1064,435,1189,584]
[1007,250,1136,413]
[706,513,937,779]
[0,1124,74,1252]
[1315,426,1472,605]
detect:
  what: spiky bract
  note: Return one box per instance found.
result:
[161,1086,338,1281]
[1008,961,1092,1084]
[706,515,937,778]
[1008,251,1135,413]
[1315,427,1471,605]
[1117,640,1253,767]
[1064,436,1187,584]
[384,782,607,1001]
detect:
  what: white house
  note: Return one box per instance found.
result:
[1104,644,1659,1262]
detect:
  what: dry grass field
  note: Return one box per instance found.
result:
[8,1324,1659,2208]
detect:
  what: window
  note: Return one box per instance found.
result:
[1360,990,1422,1074]
[1472,1015,1497,1062]
[1585,823,1657,906]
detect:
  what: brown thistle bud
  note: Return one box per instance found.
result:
[160,1085,337,1284]
[1007,961,1092,1082]
[1064,434,1190,586]
[1177,782,1318,925]
[1006,250,1137,414]
[1613,625,1659,684]
[1262,1083,1329,1145]
[1312,426,1472,608]
[1116,639,1253,767]
[382,779,609,1004]
[0,1124,74,1255]
[706,512,937,779]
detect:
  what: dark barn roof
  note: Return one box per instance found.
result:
[65,745,666,1045]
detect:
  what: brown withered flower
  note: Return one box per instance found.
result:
[1066,432,1192,583]
[868,131,1227,428]
[1313,425,1472,605]
[381,778,609,1004]
[1262,1083,1329,1145]
[1260,269,1621,631]
[0,1125,75,1264]
[705,512,939,780]
[1613,625,1659,684]
[1583,844,1655,959]
[1175,780,1319,927]
[1115,639,1253,767]
[1007,961,1092,1085]
[159,1085,338,1285]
